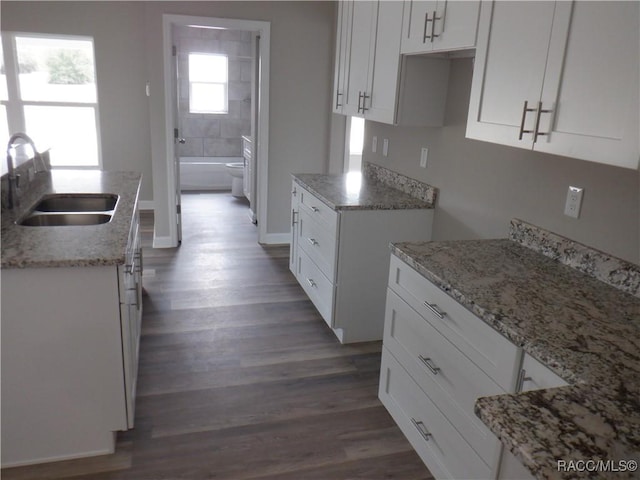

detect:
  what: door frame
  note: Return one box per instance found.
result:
[162,14,271,245]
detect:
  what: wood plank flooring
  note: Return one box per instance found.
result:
[2,192,433,480]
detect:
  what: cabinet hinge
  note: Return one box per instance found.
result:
[172,45,177,57]
[176,204,181,214]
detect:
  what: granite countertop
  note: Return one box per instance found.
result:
[292,163,438,211]
[391,223,640,480]
[1,170,142,269]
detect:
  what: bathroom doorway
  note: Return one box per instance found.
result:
[163,15,270,245]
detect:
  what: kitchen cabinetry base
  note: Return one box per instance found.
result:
[1,267,128,467]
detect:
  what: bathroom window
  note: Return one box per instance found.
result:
[0,33,101,168]
[188,53,228,114]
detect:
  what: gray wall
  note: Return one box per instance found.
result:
[174,25,252,159]
[143,1,335,240]
[365,58,640,263]
[2,1,335,240]
[0,1,153,201]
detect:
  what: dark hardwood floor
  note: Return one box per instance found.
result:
[3,192,433,480]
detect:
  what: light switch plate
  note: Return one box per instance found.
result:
[564,186,584,218]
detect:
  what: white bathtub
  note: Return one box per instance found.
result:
[179,157,243,191]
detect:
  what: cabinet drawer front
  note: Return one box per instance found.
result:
[379,348,491,480]
[384,288,502,464]
[298,186,338,236]
[298,209,337,281]
[297,248,335,327]
[388,254,519,390]
[520,353,568,392]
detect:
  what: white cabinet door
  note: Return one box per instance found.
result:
[400,0,437,54]
[466,1,557,150]
[343,0,376,117]
[332,0,351,114]
[498,353,568,479]
[289,180,299,274]
[534,1,639,168]
[365,1,404,123]
[401,0,480,54]
[468,1,639,169]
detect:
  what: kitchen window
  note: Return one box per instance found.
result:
[0,33,101,169]
[188,53,228,114]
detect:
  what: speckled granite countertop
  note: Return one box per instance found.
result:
[391,222,640,480]
[2,170,141,269]
[292,163,437,211]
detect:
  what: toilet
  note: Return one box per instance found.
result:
[225,162,245,197]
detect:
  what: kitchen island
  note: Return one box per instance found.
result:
[385,219,639,479]
[1,170,143,467]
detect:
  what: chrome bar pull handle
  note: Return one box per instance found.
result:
[306,278,317,288]
[431,11,441,43]
[357,91,364,113]
[423,301,445,319]
[411,418,432,441]
[423,11,432,42]
[518,100,537,140]
[292,187,297,196]
[291,209,298,226]
[307,237,319,246]
[361,92,370,112]
[533,101,553,143]
[419,355,441,375]
[311,206,320,213]
[134,251,143,273]
[336,90,343,109]
[516,368,533,392]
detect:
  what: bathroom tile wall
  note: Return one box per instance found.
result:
[174,25,252,158]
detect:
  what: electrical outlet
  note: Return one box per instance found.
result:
[372,136,377,153]
[564,186,584,218]
[420,147,428,168]
[383,139,389,157]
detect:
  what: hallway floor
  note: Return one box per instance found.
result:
[2,192,432,480]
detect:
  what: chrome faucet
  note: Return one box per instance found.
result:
[5,132,45,209]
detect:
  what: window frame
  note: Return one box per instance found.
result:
[0,31,102,170]
[188,52,229,115]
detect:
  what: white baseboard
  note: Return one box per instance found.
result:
[153,235,177,248]
[138,200,155,211]
[261,233,291,245]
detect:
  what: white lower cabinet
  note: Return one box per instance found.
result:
[380,252,523,479]
[497,353,568,480]
[290,180,433,343]
[1,202,142,467]
[380,349,492,479]
[118,205,143,428]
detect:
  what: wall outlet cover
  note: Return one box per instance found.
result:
[564,186,584,219]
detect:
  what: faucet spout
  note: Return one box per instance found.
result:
[6,132,45,209]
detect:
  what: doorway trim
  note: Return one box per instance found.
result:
[162,14,270,246]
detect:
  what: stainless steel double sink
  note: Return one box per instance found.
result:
[18,193,119,227]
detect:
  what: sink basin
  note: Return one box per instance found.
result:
[19,213,112,227]
[33,194,119,212]
[17,193,118,227]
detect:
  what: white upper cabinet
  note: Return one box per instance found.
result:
[333,0,450,126]
[332,0,351,114]
[401,0,480,54]
[343,1,377,117]
[467,1,640,170]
